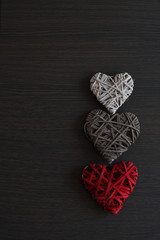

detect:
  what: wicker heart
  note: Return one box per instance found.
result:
[82,161,138,215]
[90,72,134,114]
[84,109,140,163]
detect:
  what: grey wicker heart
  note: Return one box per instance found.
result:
[90,72,134,114]
[84,109,140,163]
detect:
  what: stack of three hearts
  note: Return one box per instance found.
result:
[82,72,140,215]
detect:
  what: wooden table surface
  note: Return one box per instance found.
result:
[0,1,160,239]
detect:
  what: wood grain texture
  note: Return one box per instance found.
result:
[0,0,160,239]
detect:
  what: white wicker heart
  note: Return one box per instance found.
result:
[90,72,134,114]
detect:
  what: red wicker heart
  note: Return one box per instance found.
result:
[82,161,138,215]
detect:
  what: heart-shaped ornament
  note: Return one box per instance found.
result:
[90,72,134,114]
[84,109,140,163]
[82,161,138,215]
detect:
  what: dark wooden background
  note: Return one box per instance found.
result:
[0,0,160,239]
